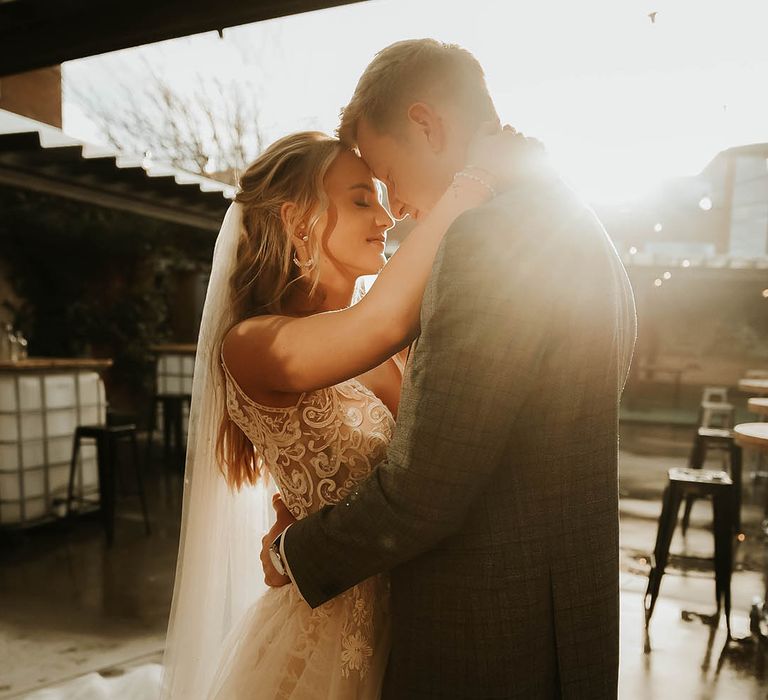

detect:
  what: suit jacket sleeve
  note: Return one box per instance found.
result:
[282,202,567,608]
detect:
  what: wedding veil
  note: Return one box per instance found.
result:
[160,202,275,699]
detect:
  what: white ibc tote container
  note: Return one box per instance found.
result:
[0,369,106,525]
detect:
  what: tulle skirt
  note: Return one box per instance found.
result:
[207,576,390,699]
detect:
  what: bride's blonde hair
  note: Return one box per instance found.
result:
[214,131,345,489]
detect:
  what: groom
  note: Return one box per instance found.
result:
[262,39,636,698]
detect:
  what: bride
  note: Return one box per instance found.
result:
[161,128,509,699]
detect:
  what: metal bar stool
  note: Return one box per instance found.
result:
[66,421,151,546]
[644,467,736,641]
[145,393,191,471]
[701,386,729,405]
[682,401,741,534]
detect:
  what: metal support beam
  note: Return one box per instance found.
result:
[0,165,224,231]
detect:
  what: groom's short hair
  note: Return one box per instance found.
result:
[338,38,497,145]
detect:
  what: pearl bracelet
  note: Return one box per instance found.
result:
[452,169,497,198]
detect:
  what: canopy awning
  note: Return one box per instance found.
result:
[0,109,231,230]
[0,0,367,76]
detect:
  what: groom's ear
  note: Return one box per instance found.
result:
[406,102,446,154]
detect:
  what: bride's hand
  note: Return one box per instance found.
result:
[463,122,544,194]
[260,494,296,587]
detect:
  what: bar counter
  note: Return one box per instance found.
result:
[0,358,113,372]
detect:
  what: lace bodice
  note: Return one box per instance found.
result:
[217,360,396,689]
[222,362,395,519]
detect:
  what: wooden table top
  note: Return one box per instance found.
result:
[748,398,768,416]
[149,344,197,355]
[0,358,113,372]
[734,423,768,450]
[739,378,768,395]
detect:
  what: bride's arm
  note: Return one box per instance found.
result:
[223,175,492,395]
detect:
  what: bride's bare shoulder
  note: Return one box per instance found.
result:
[222,314,285,359]
[221,315,302,405]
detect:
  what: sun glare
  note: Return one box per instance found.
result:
[62,0,768,206]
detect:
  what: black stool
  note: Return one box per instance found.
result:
[66,423,151,546]
[145,393,191,470]
[682,427,742,534]
[644,467,736,639]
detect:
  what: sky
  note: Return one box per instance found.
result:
[62,0,768,205]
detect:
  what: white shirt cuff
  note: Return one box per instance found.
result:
[278,524,308,604]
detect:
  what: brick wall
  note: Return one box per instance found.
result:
[0,67,62,127]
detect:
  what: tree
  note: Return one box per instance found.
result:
[66,46,265,185]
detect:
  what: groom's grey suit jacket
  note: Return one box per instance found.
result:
[283,163,637,699]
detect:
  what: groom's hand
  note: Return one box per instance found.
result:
[260,494,296,587]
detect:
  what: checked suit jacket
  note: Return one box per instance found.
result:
[283,163,637,699]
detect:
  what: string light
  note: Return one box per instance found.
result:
[654,223,663,232]
[663,271,672,280]
[682,259,691,268]
[654,279,663,287]
[699,196,713,211]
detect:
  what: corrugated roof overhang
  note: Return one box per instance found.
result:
[0,111,231,231]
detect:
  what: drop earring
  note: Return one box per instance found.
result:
[293,255,315,270]
[294,228,314,269]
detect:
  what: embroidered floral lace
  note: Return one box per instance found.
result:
[221,360,393,682]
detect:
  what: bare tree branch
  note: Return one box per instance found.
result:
[66,48,264,185]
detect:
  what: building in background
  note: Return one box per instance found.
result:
[595,145,768,405]
[601,143,768,263]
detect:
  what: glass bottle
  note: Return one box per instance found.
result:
[15,331,28,360]
[8,328,19,362]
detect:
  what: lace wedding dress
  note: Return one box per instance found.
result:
[206,359,396,699]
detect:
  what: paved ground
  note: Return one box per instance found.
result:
[1,424,767,698]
